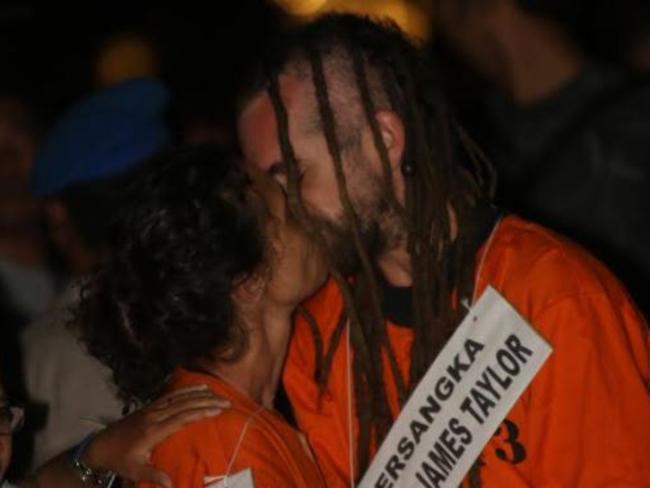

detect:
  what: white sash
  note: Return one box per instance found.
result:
[358,286,553,488]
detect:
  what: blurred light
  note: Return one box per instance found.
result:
[273,0,432,42]
[94,34,159,88]
[274,0,328,17]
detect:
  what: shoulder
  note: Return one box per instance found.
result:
[150,405,261,466]
[485,216,650,392]
[151,405,301,486]
[153,372,280,459]
[484,215,638,318]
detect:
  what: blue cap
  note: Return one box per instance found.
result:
[31,77,171,196]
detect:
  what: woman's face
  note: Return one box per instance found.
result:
[249,169,328,306]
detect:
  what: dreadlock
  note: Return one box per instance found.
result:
[241,13,494,486]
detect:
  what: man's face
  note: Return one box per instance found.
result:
[238,75,394,274]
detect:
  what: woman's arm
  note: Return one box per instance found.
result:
[18,385,228,488]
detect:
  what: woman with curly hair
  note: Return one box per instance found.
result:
[76,145,328,488]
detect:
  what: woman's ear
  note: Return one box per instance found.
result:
[231,270,267,306]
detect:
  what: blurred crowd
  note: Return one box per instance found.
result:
[0,0,649,485]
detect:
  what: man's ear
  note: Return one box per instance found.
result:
[369,110,407,203]
[231,271,267,306]
[373,110,406,170]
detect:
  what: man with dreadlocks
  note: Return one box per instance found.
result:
[236,13,650,488]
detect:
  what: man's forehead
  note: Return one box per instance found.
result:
[240,75,307,123]
[238,75,307,167]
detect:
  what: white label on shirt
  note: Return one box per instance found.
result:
[204,468,255,488]
[358,286,553,488]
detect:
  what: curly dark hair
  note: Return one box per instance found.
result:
[74,145,265,404]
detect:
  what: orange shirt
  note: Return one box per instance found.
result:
[284,215,650,487]
[139,369,325,488]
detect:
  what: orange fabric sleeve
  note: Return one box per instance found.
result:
[137,419,209,488]
[515,293,648,485]
[474,219,650,486]
[138,408,318,488]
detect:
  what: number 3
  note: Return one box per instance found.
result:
[494,419,526,464]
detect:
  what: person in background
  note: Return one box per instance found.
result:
[0,96,55,479]
[19,77,172,473]
[589,0,650,72]
[0,96,56,326]
[437,0,650,313]
[1,372,24,488]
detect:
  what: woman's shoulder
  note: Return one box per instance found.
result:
[153,370,293,461]
[149,404,315,487]
[148,370,324,487]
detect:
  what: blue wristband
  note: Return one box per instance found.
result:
[70,431,116,487]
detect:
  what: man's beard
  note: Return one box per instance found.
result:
[310,196,391,276]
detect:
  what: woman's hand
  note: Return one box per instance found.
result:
[83,384,229,487]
